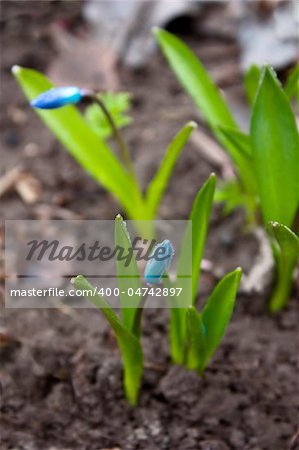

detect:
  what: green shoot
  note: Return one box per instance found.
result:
[244,64,261,106]
[12,66,196,235]
[154,29,299,311]
[251,67,298,228]
[267,222,299,313]
[71,215,144,405]
[284,63,299,103]
[168,174,242,369]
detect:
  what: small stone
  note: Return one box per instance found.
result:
[8,105,27,124]
[24,143,40,158]
[134,427,147,441]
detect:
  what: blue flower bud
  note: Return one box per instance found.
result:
[30,86,85,109]
[144,240,174,285]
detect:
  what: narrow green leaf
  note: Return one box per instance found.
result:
[217,127,256,191]
[168,278,190,365]
[71,275,143,405]
[284,64,299,103]
[169,175,216,364]
[145,121,197,218]
[215,179,248,213]
[168,307,187,364]
[218,126,252,159]
[215,179,242,207]
[250,66,299,227]
[154,28,237,140]
[268,221,299,259]
[200,268,242,369]
[12,66,143,219]
[244,64,261,106]
[115,214,142,336]
[185,307,206,373]
[267,222,299,313]
[177,173,216,303]
[217,127,258,222]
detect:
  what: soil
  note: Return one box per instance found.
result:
[0,2,298,450]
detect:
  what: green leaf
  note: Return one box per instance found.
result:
[267,222,299,313]
[217,127,258,223]
[218,126,252,160]
[244,64,261,106]
[215,179,250,215]
[71,275,143,405]
[217,127,256,190]
[177,173,216,303]
[284,64,299,103]
[168,281,190,365]
[168,307,187,365]
[162,274,186,364]
[250,66,299,227]
[145,121,197,218]
[153,28,238,141]
[269,221,299,259]
[169,174,216,365]
[12,66,143,219]
[185,307,206,373]
[200,268,242,370]
[115,214,142,336]
[85,92,132,139]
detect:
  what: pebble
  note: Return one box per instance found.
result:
[24,142,40,158]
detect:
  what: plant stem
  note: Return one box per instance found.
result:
[91,94,135,175]
[269,255,296,313]
[132,292,148,337]
[169,308,187,365]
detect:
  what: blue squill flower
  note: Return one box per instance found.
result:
[30,86,87,109]
[144,240,174,285]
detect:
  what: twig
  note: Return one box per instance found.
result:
[289,428,299,450]
[190,128,234,179]
[0,167,22,198]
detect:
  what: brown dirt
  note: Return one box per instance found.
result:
[1,2,298,450]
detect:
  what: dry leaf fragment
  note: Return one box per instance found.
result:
[190,128,234,180]
[0,167,22,198]
[15,172,42,204]
[0,167,41,204]
[34,204,83,220]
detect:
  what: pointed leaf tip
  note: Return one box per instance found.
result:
[263,65,283,89]
[187,120,198,129]
[209,172,217,182]
[11,65,21,75]
[235,267,242,278]
[71,275,82,285]
[152,26,161,36]
[251,63,298,226]
[12,66,138,216]
[268,221,279,232]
